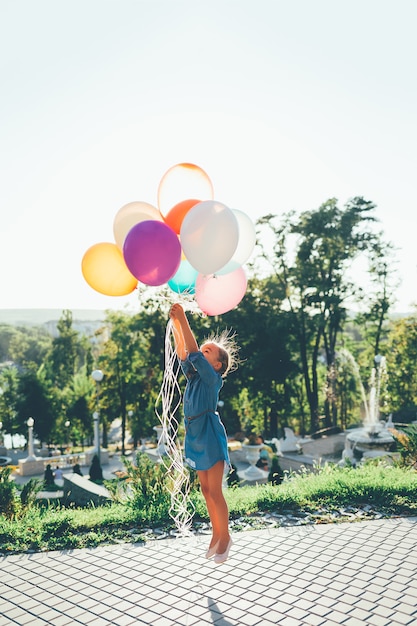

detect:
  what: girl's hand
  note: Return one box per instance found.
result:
[169,303,184,321]
[170,303,198,356]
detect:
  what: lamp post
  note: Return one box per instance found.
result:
[93,411,100,460]
[374,354,382,367]
[64,420,70,452]
[91,369,103,463]
[26,417,36,461]
[128,410,133,452]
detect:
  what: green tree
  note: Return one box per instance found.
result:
[96,308,166,454]
[218,275,295,437]
[16,371,55,445]
[386,313,417,421]
[354,241,398,359]
[65,369,95,447]
[41,310,95,449]
[0,365,20,441]
[0,324,52,368]
[45,310,80,387]
[256,197,394,433]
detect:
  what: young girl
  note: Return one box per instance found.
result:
[169,303,237,564]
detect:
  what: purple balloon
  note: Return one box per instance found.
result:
[123,220,181,286]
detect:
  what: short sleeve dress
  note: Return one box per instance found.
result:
[180,351,231,471]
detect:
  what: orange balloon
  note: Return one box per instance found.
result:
[157,163,214,217]
[81,242,137,296]
[163,199,201,234]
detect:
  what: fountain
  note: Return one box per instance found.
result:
[344,353,395,459]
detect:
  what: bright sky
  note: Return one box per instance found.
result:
[1,0,416,313]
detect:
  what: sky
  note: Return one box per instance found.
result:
[1,0,416,314]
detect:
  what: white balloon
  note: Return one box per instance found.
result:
[180,201,239,275]
[216,209,256,275]
[113,201,162,249]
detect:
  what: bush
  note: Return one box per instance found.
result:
[0,467,19,518]
[391,424,417,469]
[107,452,172,520]
[227,464,241,488]
[20,479,42,507]
[268,455,284,485]
[89,454,103,482]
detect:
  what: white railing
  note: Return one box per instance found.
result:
[18,449,109,476]
[38,453,87,470]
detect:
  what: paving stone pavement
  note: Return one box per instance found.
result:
[1,516,417,626]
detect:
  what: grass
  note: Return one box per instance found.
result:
[1,461,417,555]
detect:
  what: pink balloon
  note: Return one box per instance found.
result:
[123,220,181,286]
[195,268,247,316]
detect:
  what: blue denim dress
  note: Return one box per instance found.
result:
[180,351,230,471]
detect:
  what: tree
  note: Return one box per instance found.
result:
[256,197,395,433]
[16,371,55,444]
[0,365,20,441]
[354,240,398,359]
[0,324,52,368]
[44,310,80,388]
[386,313,417,421]
[218,275,295,437]
[65,370,94,447]
[96,308,166,455]
[40,311,95,449]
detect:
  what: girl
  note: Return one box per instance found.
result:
[169,303,237,564]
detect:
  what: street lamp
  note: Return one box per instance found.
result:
[91,369,103,463]
[26,417,36,460]
[127,410,132,454]
[64,420,70,452]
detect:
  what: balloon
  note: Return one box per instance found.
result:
[158,163,214,217]
[168,259,199,294]
[81,242,137,296]
[123,220,181,286]
[163,198,200,234]
[113,201,162,249]
[216,209,257,275]
[195,268,247,316]
[180,201,239,275]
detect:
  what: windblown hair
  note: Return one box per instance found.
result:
[202,329,240,378]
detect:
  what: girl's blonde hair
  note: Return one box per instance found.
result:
[202,329,240,378]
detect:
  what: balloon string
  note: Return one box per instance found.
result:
[155,320,195,536]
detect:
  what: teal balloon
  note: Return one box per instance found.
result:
[168,260,198,294]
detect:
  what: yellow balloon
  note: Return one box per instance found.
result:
[81,242,137,296]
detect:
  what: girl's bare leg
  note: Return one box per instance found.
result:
[197,461,230,553]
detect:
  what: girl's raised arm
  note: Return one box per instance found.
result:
[169,304,198,359]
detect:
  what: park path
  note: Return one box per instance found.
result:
[1,516,417,625]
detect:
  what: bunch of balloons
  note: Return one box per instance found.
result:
[81,163,256,316]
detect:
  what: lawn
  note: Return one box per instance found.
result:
[1,458,417,555]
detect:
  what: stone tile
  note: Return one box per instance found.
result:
[1,518,417,626]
